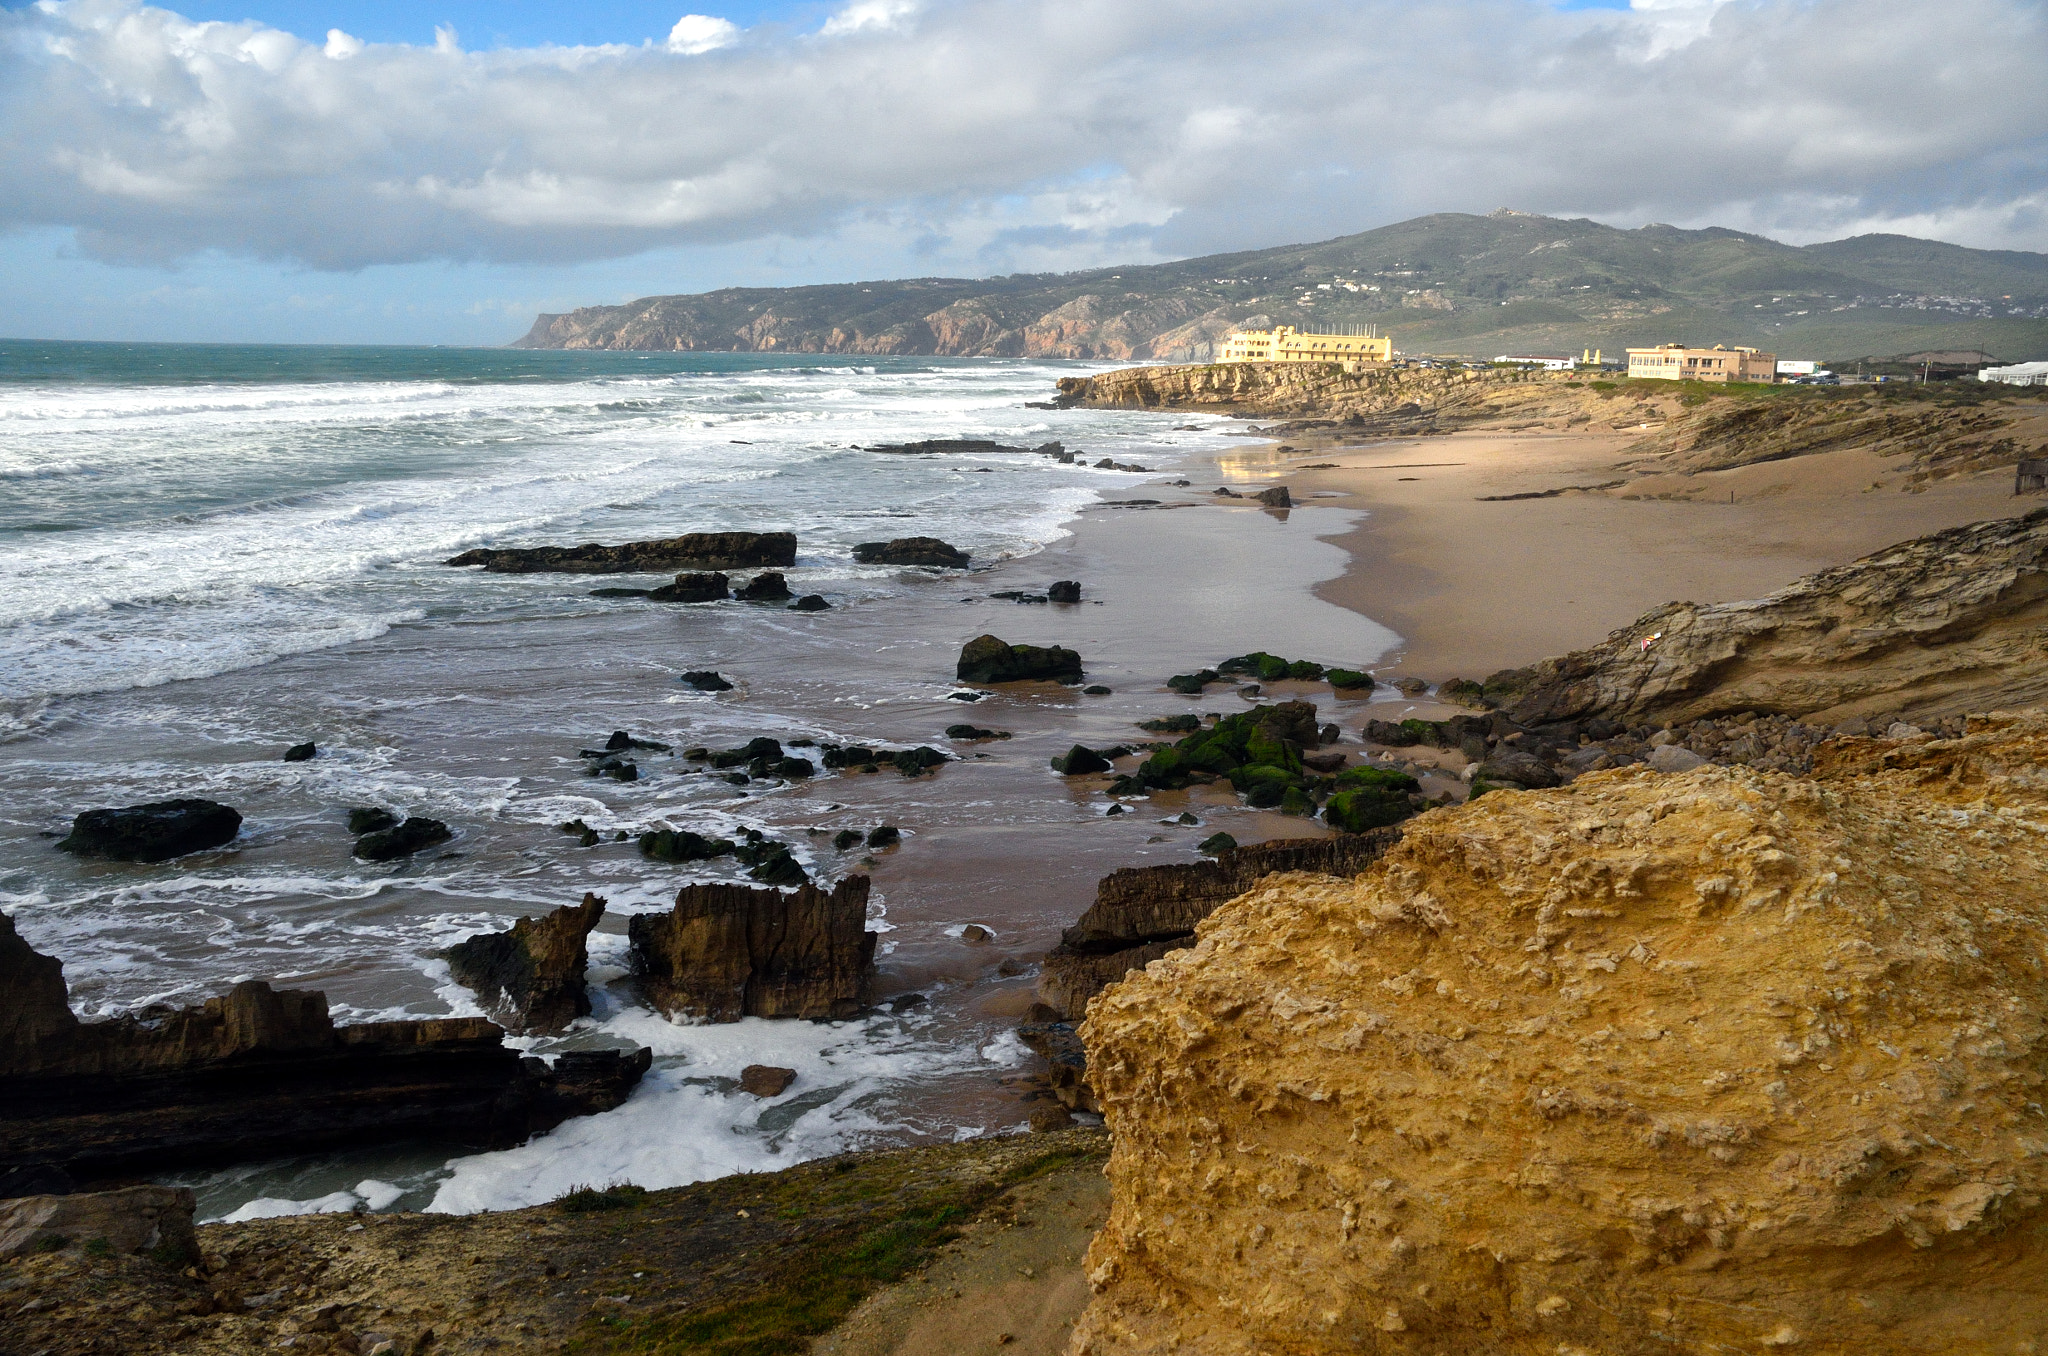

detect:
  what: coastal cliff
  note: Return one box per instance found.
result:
[1075,713,2048,1355]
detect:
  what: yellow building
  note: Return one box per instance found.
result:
[1218,325,1392,365]
[1625,344,1778,383]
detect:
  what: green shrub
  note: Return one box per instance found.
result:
[557,1183,648,1213]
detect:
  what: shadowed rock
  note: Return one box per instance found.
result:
[0,924,649,1182]
[649,571,730,603]
[0,1186,197,1262]
[446,532,796,573]
[628,876,877,1022]
[353,817,452,861]
[1035,833,1401,1020]
[739,1065,796,1097]
[56,800,241,863]
[854,537,971,568]
[736,571,792,601]
[956,634,1084,684]
[444,893,607,1034]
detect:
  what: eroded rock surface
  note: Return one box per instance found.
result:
[853,537,971,568]
[1076,713,2048,1355]
[629,876,876,1021]
[444,893,606,1034]
[446,531,796,573]
[56,799,241,863]
[1,923,647,1181]
[956,634,1083,684]
[1468,509,2048,728]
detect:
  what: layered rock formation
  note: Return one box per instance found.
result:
[446,532,796,573]
[0,916,647,1180]
[1075,713,2048,1355]
[1464,509,2048,728]
[628,876,876,1021]
[1037,834,1400,1021]
[0,1187,196,1262]
[444,893,606,1034]
[854,537,972,568]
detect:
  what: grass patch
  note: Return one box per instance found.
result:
[559,1184,650,1214]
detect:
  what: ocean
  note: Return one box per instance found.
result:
[0,339,1400,1220]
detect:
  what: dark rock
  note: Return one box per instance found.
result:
[1323,767,1423,832]
[865,439,1040,456]
[1047,580,1082,604]
[648,571,730,603]
[1167,670,1218,695]
[353,817,452,861]
[1392,677,1430,696]
[0,1163,76,1200]
[892,746,949,777]
[1474,749,1562,789]
[956,634,1084,684]
[602,730,671,753]
[1197,831,1237,855]
[1037,938,1188,1021]
[961,924,993,943]
[446,532,797,573]
[589,586,653,597]
[586,756,638,782]
[736,571,793,601]
[347,807,399,835]
[639,828,736,862]
[444,893,605,1034]
[1325,667,1371,690]
[283,742,316,763]
[769,756,816,779]
[1016,1022,1097,1113]
[740,841,809,886]
[866,825,900,849]
[1256,486,1292,508]
[789,594,831,611]
[1051,745,1114,775]
[681,670,734,691]
[1083,685,1112,695]
[1213,487,1242,498]
[0,921,648,1181]
[1030,1104,1077,1132]
[627,876,877,1021]
[946,724,1008,740]
[1318,723,1342,745]
[947,690,983,702]
[57,800,241,863]
[991,590,1048,604]
[854,537,972,568]
[739,1065,797,1098]
[1139,714,1201,734]
[832,829,862,852]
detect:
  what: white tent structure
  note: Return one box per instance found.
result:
[1978,361,2048,386]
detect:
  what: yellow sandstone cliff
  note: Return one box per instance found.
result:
[1074,713,2048,1355]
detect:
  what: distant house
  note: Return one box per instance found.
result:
[1626,344,1778,383]
[1979,361,2048,387]
[1218,325,1393,365]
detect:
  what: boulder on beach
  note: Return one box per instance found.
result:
[956,634,1084,684]
[649,571,731,603]
[639,828,737,863]
[738,1065,797,1097]
[282,742,316,762]
[346,807,398,835]
[443,892,606,1034]
[352,816,452,861]
[1051,744,1114,775]
[56,799,242,863]
[853,537,972,568]
[445,531,796,573]
[1256,485,1292,508]
[1047,580,1082,603]
[628,876,877,1021]
[681,670,734,691]
[736,571,793,601]
[789,594,831,611]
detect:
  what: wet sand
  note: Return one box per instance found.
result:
[1207,430,2027,681]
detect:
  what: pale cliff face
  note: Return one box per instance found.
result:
[1074,714,2048,1356]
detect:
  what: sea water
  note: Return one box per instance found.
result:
[0,340,1398,1218]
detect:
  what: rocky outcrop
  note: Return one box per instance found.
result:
[1036,834,1399,1020]
[865,439,1058,456]
[649,571,731,602]
[1466,509,2048,728]
[0,1187,196,1262]
[956,634,1083,684]
[353,816,452,861]
[444,893,606,1034]
[1074,713,2048,1355]
[736,571,792,601]
[0,925,649,1181]
[446,532,796,573]
[56,800,241,863]
[628,876,876,1021]
[853,537,971,568]
[1053,362,1494,420]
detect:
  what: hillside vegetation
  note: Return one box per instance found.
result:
[516,210,2048,363]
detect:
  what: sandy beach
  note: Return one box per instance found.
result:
[1211,429,2031,681]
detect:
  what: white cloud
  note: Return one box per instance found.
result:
[667,14,739,54]
[0,0,2042,275]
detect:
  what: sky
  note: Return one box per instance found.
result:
[1,0,2044,346]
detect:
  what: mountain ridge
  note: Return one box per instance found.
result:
[513,211,2048,364]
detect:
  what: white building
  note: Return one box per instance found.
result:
[1494,354,1575,370]
[1777,360,1820,377]
[1979,361,2048,386]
